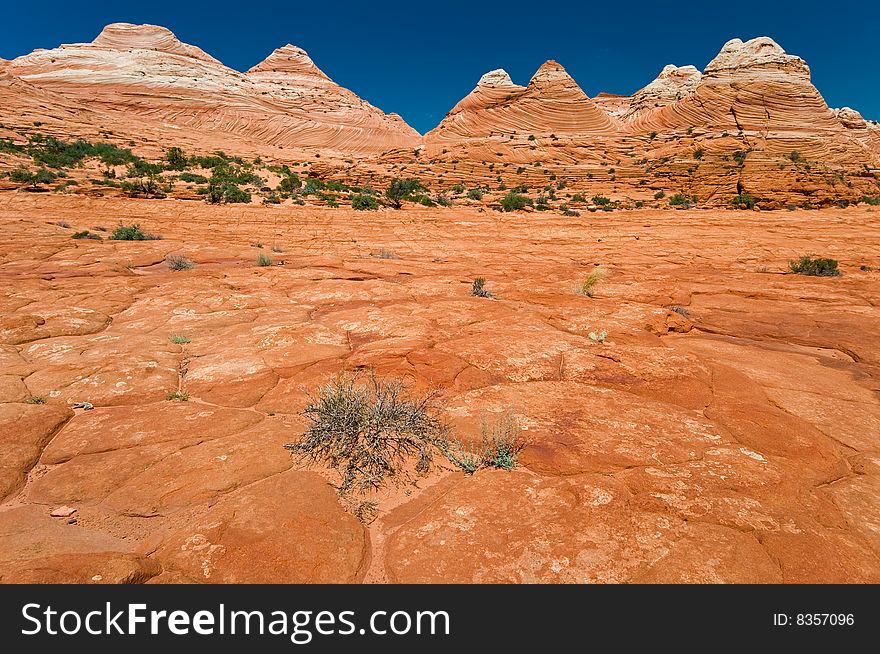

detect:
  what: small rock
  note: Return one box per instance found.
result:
[72,401,94,410]
[50,505,77,518]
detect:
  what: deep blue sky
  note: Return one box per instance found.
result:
[2,0,877,133]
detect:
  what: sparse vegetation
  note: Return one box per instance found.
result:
[668,193,695,208]
[170,335,191,344]
[283,373,451,495]
[109,223,161,241]
[166,254,195,271]
[654,190,666,200]
[445,411,525,473]
[788,256,841,277]
[256,252,274,267]
[72,230,102,240]
[470,277,493,298]
[588,330,607,343]
[25,395,47,405]
[467,188,483,201]
[579,266,608,297]
[167,390,190,402]
[350,193,379,210]
[385,178,424,209]
[499,191,533,212]
[731,193,757,209]
[788,150,803,163]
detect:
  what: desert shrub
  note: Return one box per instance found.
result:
[109,223,160,241]
[789,150,803,163]
[121,175,165,199]
[72,230,101,240]
[169,334,191,344]
[452,183,465,194]
[165,147,188,170]
[862,195,880,206]
[668,193,694,207]
[445,411,525,473]
[256,253,274,267]
[788,256,841,277]
[277,173,302,194]
[591,195,611,206]
[588,330,607,342]
[560,204,579,217]
[9,167,57,186]
[571,193,587,203]
[580,266,608,297]
[385,178,424,208]
[284,373,450,495]
[179,172,208,184]
[693,148,704,160]
[732,150,748,165]
[25,395,46,404]
[654,190,666,200]
[731,193,756,209]
[375,249,398,260]
[467,188,483,200]
[648,131,657,139]
[350,193,379,210]
[166,390,189,401]
[500,191,532,212]
[470,277,493,298]
[166,254,195,271]
[436,194,452,207]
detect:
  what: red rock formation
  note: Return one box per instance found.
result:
[6,23,420,156]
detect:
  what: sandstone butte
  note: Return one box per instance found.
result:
[0,24,879,584]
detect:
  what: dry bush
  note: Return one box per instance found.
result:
[580,266,609,297]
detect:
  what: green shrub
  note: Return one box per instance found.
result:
[350,193,379,210]
[436,194,452,207]
[731,193,756,209]
[591,195,611,206]
[109,223,160,241]
[170,335,191,344]
[165,147,188,171]
[256,253,274,267]
[284,373,450,495]
[467,188,483,200]
[862,195,880,206]
[179,172,208,184]
[654,190,666,200]
[500,191,532,212]
[693,148,704,160]
[445,411,525,473]
[452,183,465,194]
[789,150,803,163]
[25,395,46,404]
[668,193,695,207]
[788,256,841,277]
[385,178,424,208]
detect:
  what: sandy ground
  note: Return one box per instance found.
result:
[1,193,878,583]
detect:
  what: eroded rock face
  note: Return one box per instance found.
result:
[6,23,420,156]
[624,64,702,117]
[3,193,878,584]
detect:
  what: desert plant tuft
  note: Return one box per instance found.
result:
[72,230,102,240]
[788,256,841,277]
[167,390,189,401]
[256,253,274,267]
[731,193,756,209]
[170,334,191,345]
[284,373,450,495]
[579,266,609,297]
[385,178,424,209]
[445,411,525,473]
[470,277,493,298]
[109,223,160,241]
[25,395,47,405]
[166,254,195,271]
[350,193,379,210]
[499,191,532,212]
[588,330,607,343]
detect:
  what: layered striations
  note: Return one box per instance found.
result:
[6,23,420,156]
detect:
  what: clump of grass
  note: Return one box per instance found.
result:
[167,390,189,401]
[579,266,608,297]
[445,411,525,473]
[169,334,191,345]
[788,256,841,277]
[588,330,607,343]
[109,223,161,241]
[470,277,493,298]
[284,372,450,496]
[25,395,46,405]
[72,230,102,240]
[166,254,195,271]
[256,252,273,267]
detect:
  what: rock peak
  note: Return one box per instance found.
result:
[529,60,576,86]
[247,44,329,79]
[477,69,514,87]
[91,23,221,64]
[704,36,809,79]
